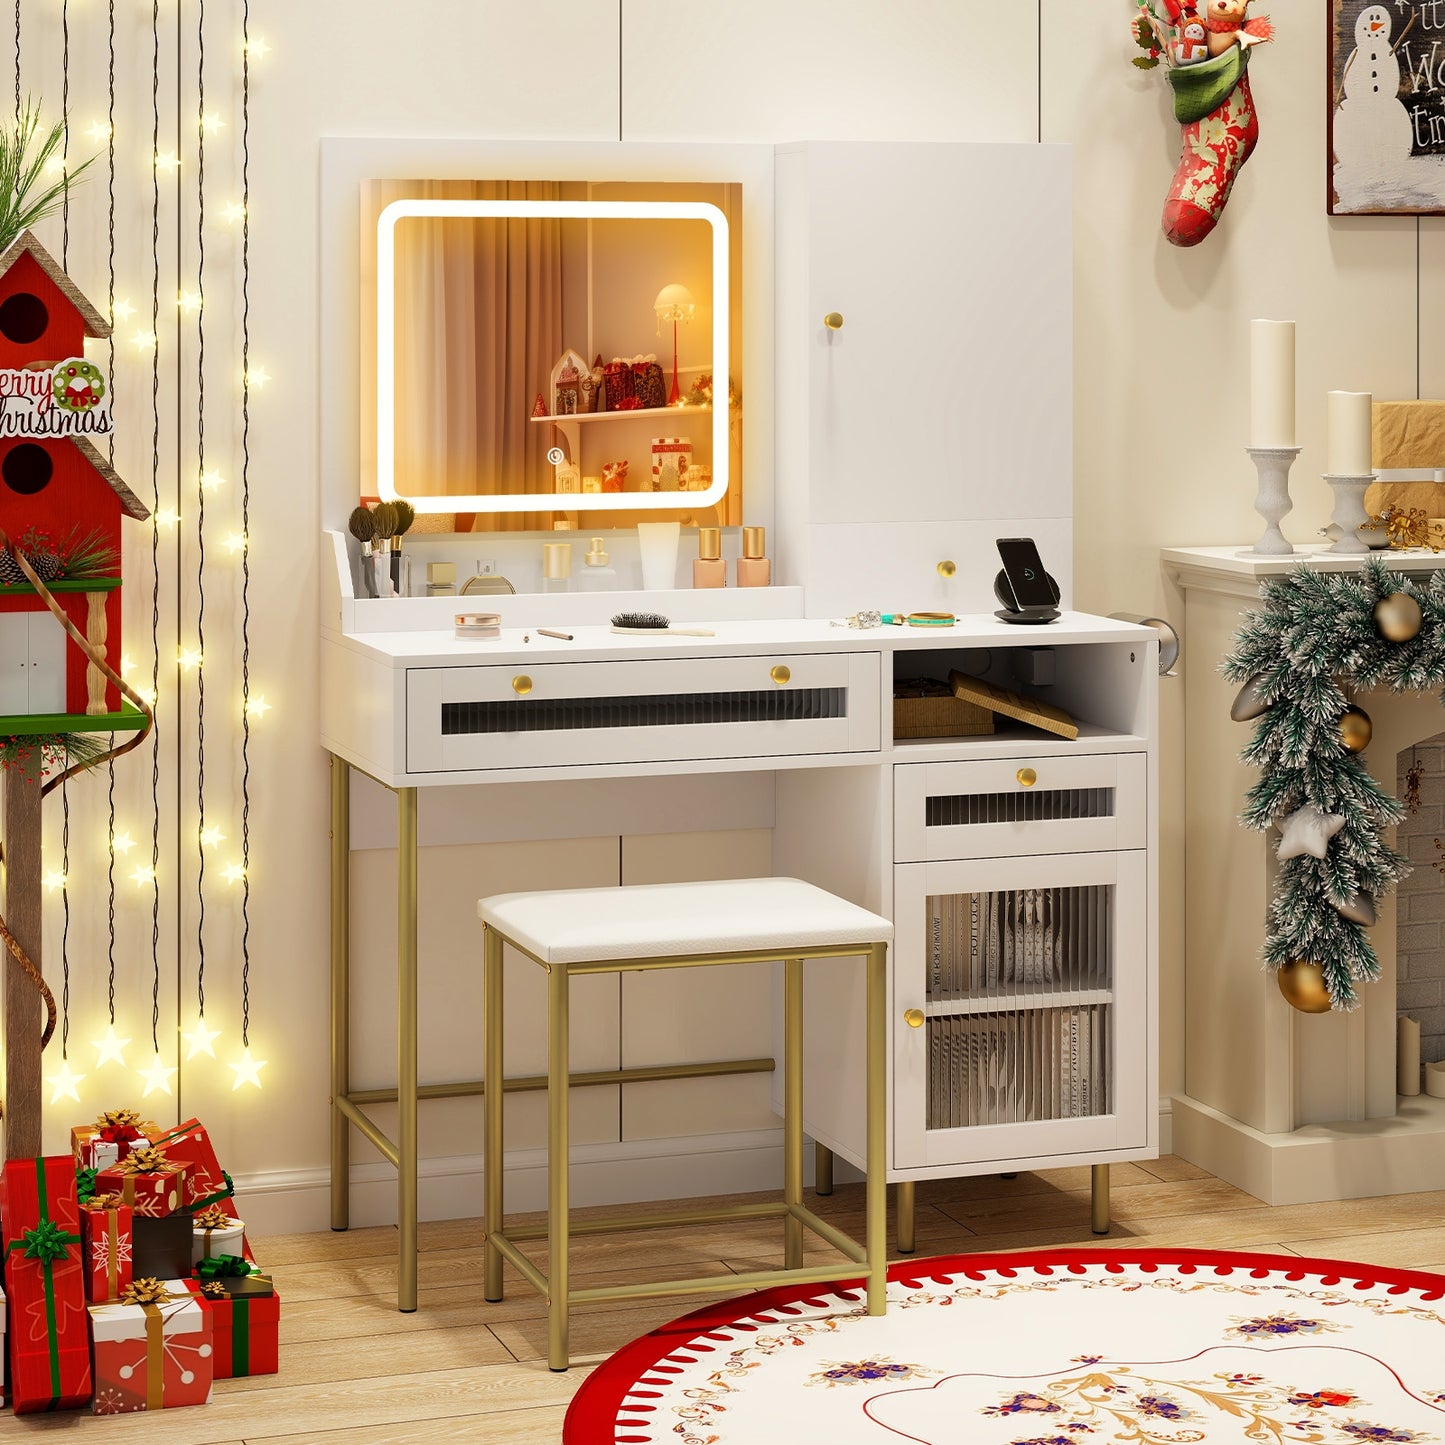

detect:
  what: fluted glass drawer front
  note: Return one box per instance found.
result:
[405,652,880,772]
[894,753,1146,861]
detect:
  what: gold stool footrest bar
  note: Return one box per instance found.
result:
[570,1262,867,1306]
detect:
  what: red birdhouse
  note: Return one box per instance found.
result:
[0,230,147,729]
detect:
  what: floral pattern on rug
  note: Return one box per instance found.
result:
[808,1358,938,1388]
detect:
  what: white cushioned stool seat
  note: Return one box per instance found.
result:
[477,875,893,965]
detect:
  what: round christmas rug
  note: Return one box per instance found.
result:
[564,1248,1445,1444]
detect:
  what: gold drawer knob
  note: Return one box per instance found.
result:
[904,1008,925,1029]
[1016,767,1037,788]
[770,664,791,685]
[936,559,957,578]
[512,675,533,697]
[823,312,844,331]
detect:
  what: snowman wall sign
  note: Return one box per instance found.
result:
[1130,0,1276,247]
[1330,1,1445,214]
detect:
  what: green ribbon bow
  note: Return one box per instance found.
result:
[75,1167,98,1205]
[17,1218,80,1264]
[196,1254,253,1279]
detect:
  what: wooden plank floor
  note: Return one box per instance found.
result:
[3,1155,1444,1442]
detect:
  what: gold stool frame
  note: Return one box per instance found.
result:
[482,921,890,1372]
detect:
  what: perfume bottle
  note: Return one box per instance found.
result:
[736,526,771,587]
[542,542,572,594]
[576,537,618,591]
[693,527,726,588]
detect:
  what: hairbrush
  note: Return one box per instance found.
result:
[611,610,715,637]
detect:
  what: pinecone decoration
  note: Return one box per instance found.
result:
[24,548,61,583]
[0,550,25,586]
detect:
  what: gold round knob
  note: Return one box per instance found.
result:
[512,675,533,696]
[823,312,844,331]
[904,1008,925,1029]
[1016,767,1037,788]
[936,560,957,578]
[770,664,791,685]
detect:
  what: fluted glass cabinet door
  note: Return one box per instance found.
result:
[893,850,1148,1170]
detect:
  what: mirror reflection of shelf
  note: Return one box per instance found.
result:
[530,403,712,426]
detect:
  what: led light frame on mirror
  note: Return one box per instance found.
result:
[376,198,730,513]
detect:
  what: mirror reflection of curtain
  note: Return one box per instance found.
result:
[389,180,562,532]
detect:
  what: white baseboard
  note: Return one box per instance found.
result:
[1172,1091,1445,1205]
[1158,1096,1173,1157]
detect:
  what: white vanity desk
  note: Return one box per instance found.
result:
[321,536,1160,1312]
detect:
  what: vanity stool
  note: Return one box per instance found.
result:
[478,876,892,1371]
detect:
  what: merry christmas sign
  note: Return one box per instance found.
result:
[0,357,113,439]
[1331,0,1445,213]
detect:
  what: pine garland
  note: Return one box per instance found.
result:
[1222,559,1445,1008]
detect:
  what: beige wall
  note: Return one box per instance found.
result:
[14,1,1432,1223]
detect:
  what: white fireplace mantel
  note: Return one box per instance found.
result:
[1163,542,1445,1206]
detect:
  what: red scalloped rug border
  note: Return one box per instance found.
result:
[562,1246,1445,1443]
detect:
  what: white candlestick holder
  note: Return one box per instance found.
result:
[1242,446,1302,556]
[1322,472,1376,554]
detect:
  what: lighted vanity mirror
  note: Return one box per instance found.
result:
[365,180,741,533]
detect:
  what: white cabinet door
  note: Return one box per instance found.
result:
[777,142,1072,529]
[26,612,66,713]
[892,850,1149,1171]
[0,615,28,714]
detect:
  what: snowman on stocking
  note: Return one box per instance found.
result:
[1132,0,1275,247]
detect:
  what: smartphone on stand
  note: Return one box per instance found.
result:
[995,537,1060,622]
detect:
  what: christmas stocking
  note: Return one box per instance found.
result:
[1162,47,1258,248]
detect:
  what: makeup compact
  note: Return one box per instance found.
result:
[455,611,502,640]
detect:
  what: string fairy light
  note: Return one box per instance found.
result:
[46,778,83,1102]
[236,0,263,1088]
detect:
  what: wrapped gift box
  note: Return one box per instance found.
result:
[0,1156,92,1412]
[81,1195,134,1302]
[147,1118,237,1216]
[194,1255,273,1299]
[72,1111,155,1172]
[94,1148,188,1219]
[89,1280,212,1413]
[182,1276,278,1379]
[133,1214,194,1282]
[191,1207,245,1266]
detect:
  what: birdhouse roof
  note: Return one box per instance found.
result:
[0,229,111,339]
[71,436,148,520]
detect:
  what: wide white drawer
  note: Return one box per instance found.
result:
[894,753,1146,862]
[406,652,880,773]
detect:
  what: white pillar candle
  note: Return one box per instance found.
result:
[1327,391,1374,476]
[1250,319,1296,448]
[1398,1014,1421,1097]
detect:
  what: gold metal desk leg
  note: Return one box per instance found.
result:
[1091,1163,1110,1235]
[397,787,419,1313]
[815,1142,834,1196]
[548,960,571,1372]
[329,755,351,1233]
[783,958,804,1270]
[896,1180,916,1255]
[483,924,505,1303]
[866,942,888,1316]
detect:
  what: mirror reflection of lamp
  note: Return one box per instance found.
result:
[653,283,695,406]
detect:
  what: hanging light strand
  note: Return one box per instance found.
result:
[194,0,208,1019]
[148,0,162,1056]
[13,0,19,124]
[60,0,68,266]
[107,0,116,466]
[61,777,70,1059]
[106,735,116,1025]
[240,0,253,1050]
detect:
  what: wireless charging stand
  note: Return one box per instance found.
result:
[994,569,1061,625]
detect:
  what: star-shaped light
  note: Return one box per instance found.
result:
[133,685,159,707]
[245,364,271,389]
[223,531,248,555]
[131,329,158,352]
[154,508,181,529]
[111,830,135,856]
[200,825,225,849]
[200,110,225,135]
[177,289,202,316]
[140,1052,177,1097]
[221,862,246,885]
[177,647,203,672]
[112,297,136,323]
[154,150,180,174]
[230,1046,267,1091]
[183,1014,221,1060]
[46,1057,85,1104]
[44,154,66,177]
[200,467,226,492]
[1276,804,1346,861]
[246,695,271,720]
[244,35,270,60]
[43,869,67,892]
[131,863,156,888]
[222,200,247,224]
[93,1024,130,1068]
[86,120,112,143]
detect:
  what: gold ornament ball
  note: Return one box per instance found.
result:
[1374,592,1423,643]
[1277,959,1333,1014]
[1338,704,1372,753]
